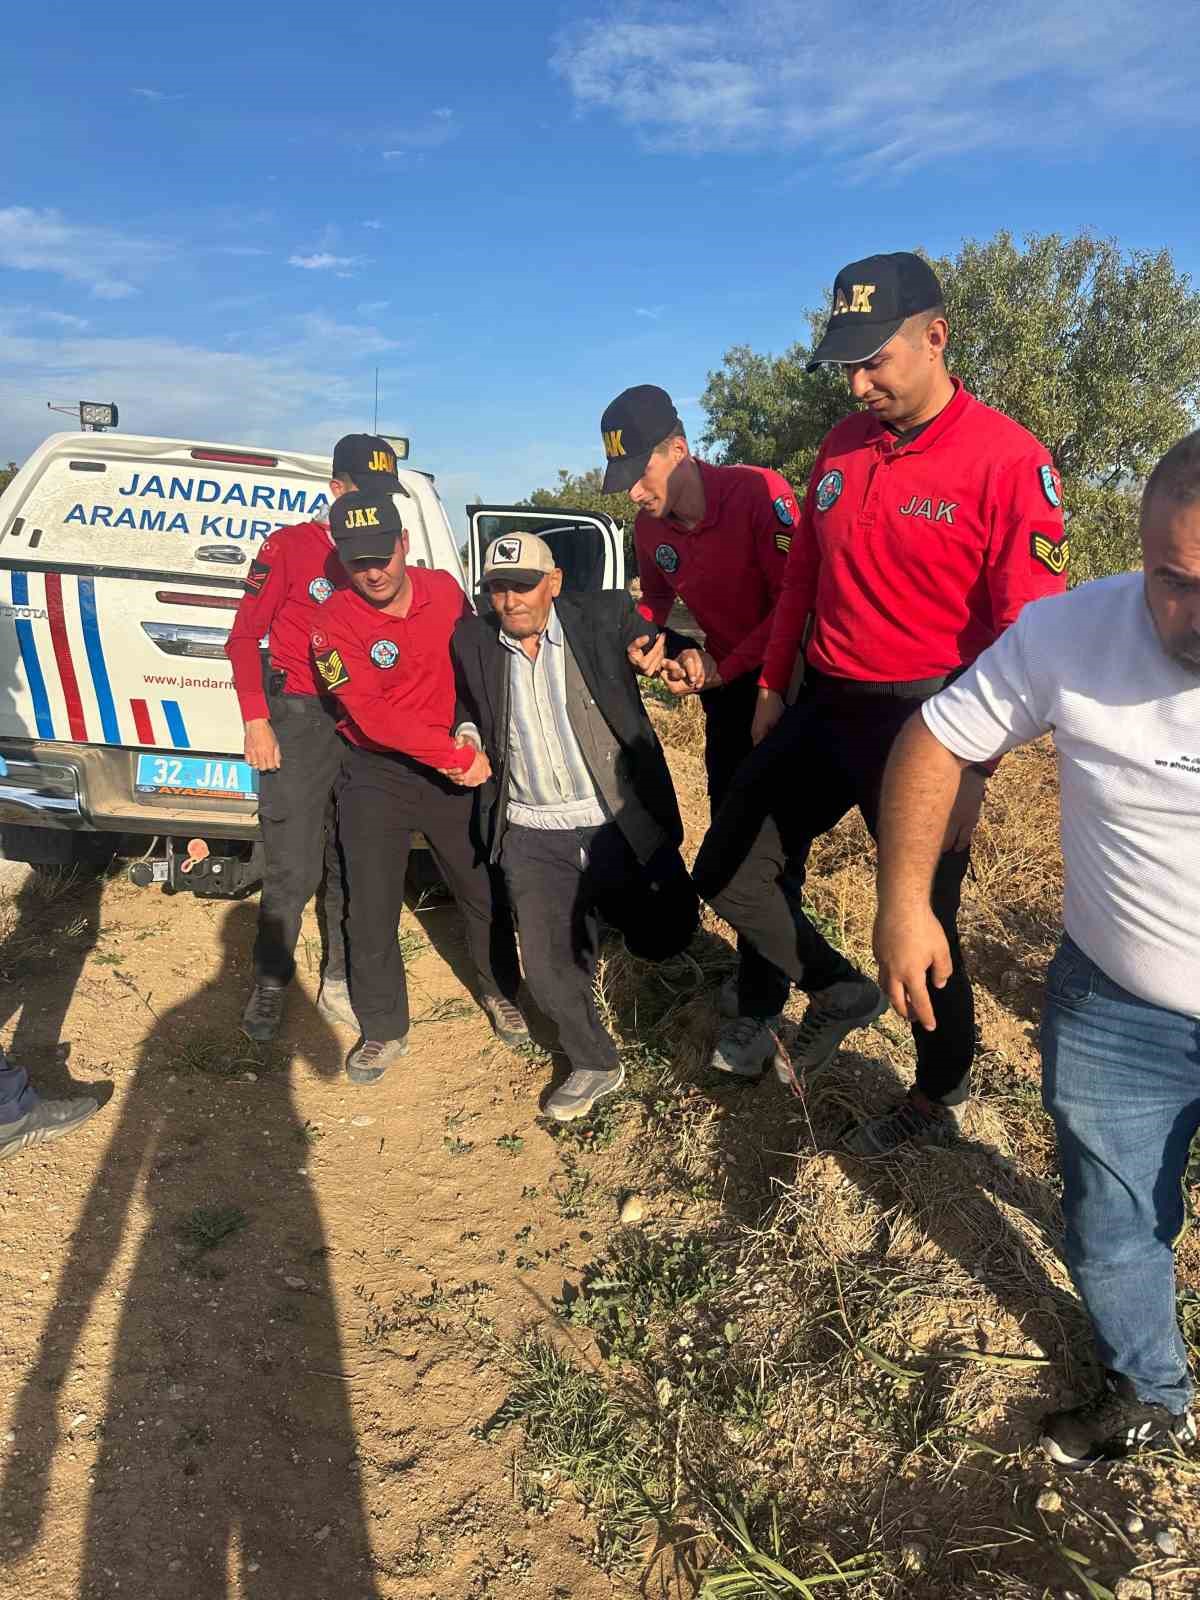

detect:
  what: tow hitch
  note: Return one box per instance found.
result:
[129,836,263,898]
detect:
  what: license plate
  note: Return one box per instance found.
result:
[135,754,258,799]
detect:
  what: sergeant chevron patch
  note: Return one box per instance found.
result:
[1031,530,1069,575]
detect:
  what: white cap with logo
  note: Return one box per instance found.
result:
[481,532,556,587]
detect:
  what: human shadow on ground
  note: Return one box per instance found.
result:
[0,865,111,1105]
[0,899,383,1600]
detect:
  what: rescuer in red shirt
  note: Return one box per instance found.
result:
[313,490,526,1084]
[226,433,403,1042]
[692,253,1068,1154]
[598,383,802,1078]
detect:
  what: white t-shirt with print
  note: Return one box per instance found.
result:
[922,572,1200,1018]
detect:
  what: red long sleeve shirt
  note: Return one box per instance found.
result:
[760,381,1069,693]
[634,459,798,683]
[225,521,345,721]
[310,566,475,774]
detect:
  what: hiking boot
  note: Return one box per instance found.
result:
[545,1064,625,1123]
[710,1016,783,1079]
[480,993,529,1049]
[317,975,356,1028]
[0,1095,101,1162]
[790,977,888,1075]
[841,1094,963,1156]
[345,1036,409,1086]
[1041,1372,1197,1469]
[241,981,286,1042]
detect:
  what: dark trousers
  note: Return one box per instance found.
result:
[337,745,521,1041]
[253,684,348,987]
[701,675,793,1020]
[693,676,975,1105]
[500,821,697,1074]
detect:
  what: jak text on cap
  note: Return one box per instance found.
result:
[481,532,556,588]
[332,433,405,492]
[806,253,944,371]
[329,490,405,564]
[599,385,682,494]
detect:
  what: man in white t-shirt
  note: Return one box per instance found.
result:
[871,430,1200,1469]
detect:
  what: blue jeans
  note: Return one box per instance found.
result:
[1041,934,1200,1412]
[0,1047,36,1124]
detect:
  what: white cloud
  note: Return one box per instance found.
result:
[287,252,358,271]
[635,306,664,319]
[0,206,171,299]
[0,314,385,464]
[552,0,1197,172]
[378,108,459,156]
[130,86,180,102]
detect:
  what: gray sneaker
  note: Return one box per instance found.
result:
[841,1096,963,1156]
[0,1095,101,1162]
[317,976,356,1028]
[345,1036,409,1086]
[545,1064,625,1123]
[789,977,888,1075]
[480,993,529,1049]
[241,981,286,1042]
[710,1016,784,1079]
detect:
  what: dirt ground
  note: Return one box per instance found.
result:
[0,858,633,1599]
[0,732,1197,1599]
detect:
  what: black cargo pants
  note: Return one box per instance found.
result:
[700,674,794,1021]
[252,675,348,987]
[693,671,975,1106]
[336,744,521,1042]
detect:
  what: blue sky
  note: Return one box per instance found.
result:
[2,0,1198,533]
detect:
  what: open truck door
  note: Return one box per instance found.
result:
[466,506,625,598]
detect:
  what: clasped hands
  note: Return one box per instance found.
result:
[627,633,721,696]
[437,735,492,788]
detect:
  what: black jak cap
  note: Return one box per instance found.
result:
[599,385,681,494]
[329,490,404,564]
[806,253,944,371]
[331,433,405,493]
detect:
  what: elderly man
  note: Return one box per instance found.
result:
[873,431,1200,1467]
[451,533,698,1121]
[692,251,1067,1153]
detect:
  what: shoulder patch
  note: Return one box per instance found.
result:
[1039,464,1063,509]
[245,558,271,594]
[1030,530,1069,576]
[370,638,399,670]
[773,494,795,528]
[308,576,334,604]
[314,646,350,691]
[815,469,843,512]
[654,543,680,575]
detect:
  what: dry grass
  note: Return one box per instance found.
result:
[479,699,1200,1597]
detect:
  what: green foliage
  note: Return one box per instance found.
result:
[0,461,17,497]
[559,1231,730,1365]
[522,464,635,565]
[701,231,1200,584]
[486,1333,663,1570]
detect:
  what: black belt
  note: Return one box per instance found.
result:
[806,667,950,700]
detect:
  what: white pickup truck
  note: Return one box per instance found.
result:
[0,431,624,896]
